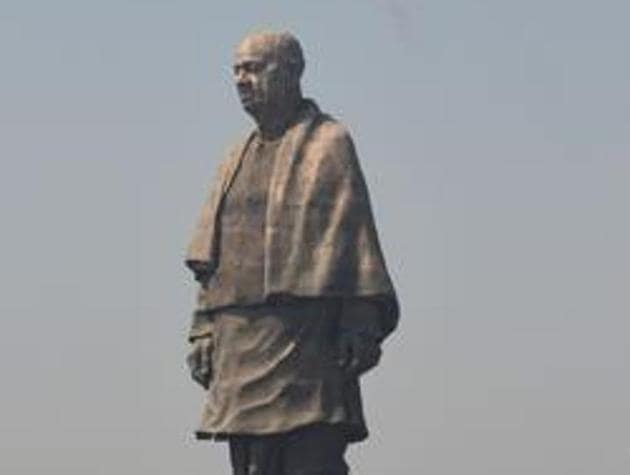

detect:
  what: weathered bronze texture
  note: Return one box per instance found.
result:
[185,31,398,474]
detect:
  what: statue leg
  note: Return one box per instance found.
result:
[228,434,283,475]
[228,424,349,475]
[281,423,349,475]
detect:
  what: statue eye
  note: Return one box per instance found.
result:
[234,60,265,77]
[247,62,263,73]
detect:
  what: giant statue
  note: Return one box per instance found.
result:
[185,30,399,475]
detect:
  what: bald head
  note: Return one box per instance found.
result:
[236,31,305,79]
[233,31,305,127]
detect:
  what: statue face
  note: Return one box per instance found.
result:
[233,35,292,116]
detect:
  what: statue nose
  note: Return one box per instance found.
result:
[235,69,248,85]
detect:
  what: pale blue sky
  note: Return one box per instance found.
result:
[1,1,629,474]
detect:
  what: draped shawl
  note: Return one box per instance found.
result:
[186,100,398,336]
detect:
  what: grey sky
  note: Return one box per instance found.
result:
[1,1,629,473]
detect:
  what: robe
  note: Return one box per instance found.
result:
[186,99,399,337]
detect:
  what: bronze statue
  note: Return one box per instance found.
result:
[185,30,399,475]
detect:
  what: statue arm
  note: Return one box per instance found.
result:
[336,298,385,376]
[185,290,215,389]
[338,298,384,341]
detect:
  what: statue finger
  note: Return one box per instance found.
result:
[336,335,352,368]
[346,334,364,374]
[186,345,200,372]
[356,343,382,375]
[348,353,362,374]
[192,367,210,389]
[200,340,213,381]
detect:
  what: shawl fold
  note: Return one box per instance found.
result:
[186,100,399,337]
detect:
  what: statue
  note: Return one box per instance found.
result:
[185,30,399,475]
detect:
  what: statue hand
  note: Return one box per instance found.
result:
[336,330,382,377]
[186,336,213,389]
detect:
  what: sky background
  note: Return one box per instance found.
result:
[1,1,629,473]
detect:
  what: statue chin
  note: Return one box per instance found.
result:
[239,94,260,111]
[241,101,263,119]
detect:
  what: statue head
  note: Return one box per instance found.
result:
[233,31,304,121]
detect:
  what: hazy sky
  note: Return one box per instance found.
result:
[1,1,629,474]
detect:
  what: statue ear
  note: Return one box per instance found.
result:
[281,57,304,81]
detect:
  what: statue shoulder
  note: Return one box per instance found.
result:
[312,114,355,147]
[306,115,359,170]
[215,132,254,176]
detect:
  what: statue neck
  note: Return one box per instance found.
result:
[256,94,303,140]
